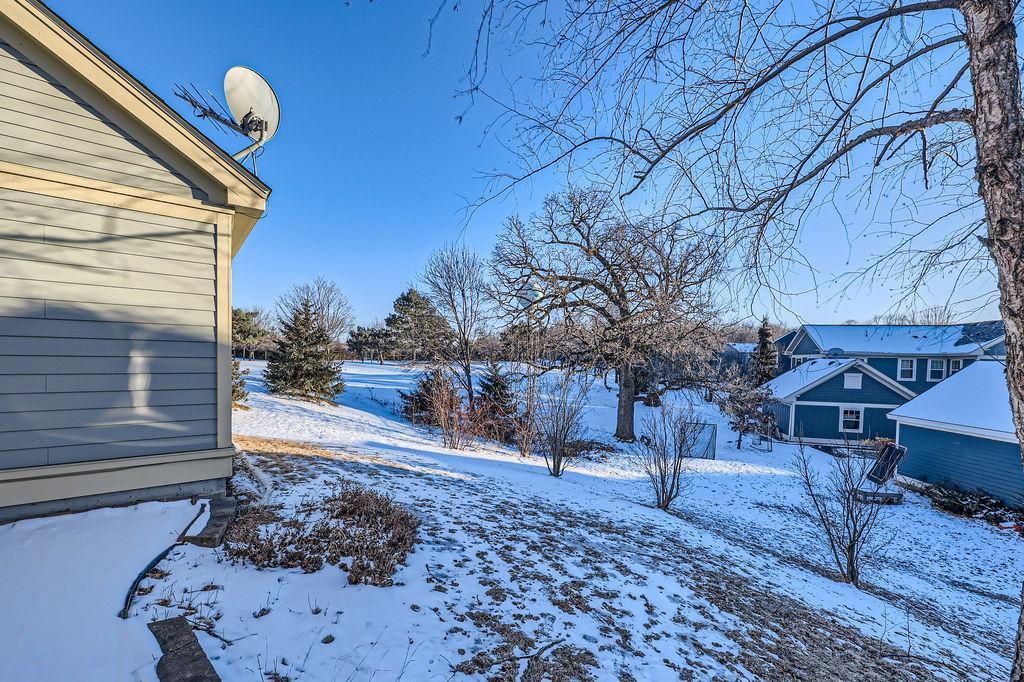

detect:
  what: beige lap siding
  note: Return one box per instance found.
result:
[0,188,218,469]
[0,38,204,200]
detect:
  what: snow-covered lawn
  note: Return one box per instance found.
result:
[5,360,1020,680]
[0,499,208,681]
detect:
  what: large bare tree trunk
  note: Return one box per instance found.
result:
[961,1,1024,677]
[615,363,637,441]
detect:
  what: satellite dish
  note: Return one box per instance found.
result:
[224,66,280,162]
[826,347,845,358]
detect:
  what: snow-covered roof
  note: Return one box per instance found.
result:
[888,360,1016,441]
[727,342,757,354]
[763,358,856,400]
[793,321,1004,356]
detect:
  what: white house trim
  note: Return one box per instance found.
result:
[784,327,813,355]
[796,401,903,409]
[896,357,918,382]
[887,414,1018,444]
[838,407,864,434]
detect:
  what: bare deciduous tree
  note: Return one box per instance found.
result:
[797,446,892,589]
[421,245,487,410]
[275,277,354,344]
[492,188,720,441]
[535,369,591,477]
[631,400,704,511]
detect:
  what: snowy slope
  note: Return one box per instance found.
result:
[11,360,1014,680]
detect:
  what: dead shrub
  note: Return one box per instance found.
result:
[535,369,591,477]
[796,445,892,587]
[630,401,704,510]
[224,483,420,586]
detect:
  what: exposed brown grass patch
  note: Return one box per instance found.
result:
[225,435,422,586]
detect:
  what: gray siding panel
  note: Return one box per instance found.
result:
[0,277,214,310]
[0,375,45,394]
[47,434,219,465]
[0,237,215,279]
[40,300,215,327]
[0,185,218,468]
[898,424,1024,505]
[0,403,215,434]
[0,447,48,470]
[0,317,214,342]
[45,373,218,393]
[1,419,217,451]
[0,388,216,412]
[0,337,215,358]
[0,40,203,199]
[0,356,215,375]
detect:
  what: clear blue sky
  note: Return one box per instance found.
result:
[49,1,1000,327]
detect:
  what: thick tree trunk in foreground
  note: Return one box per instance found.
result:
[961,1,1024,678]
[615,363,637,441]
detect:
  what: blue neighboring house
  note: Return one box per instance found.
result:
[764,322,1006,444]
[888,360,1023,505]
[722,342,757,371]
[764,358,917,444]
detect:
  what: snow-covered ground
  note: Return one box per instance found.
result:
[0,499,209,681]
[4,360,1020,680]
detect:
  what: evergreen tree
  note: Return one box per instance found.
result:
[751,316,779,385]
[231,359,249,406]
[367,325,394,364]
[477,362,517,444]
[232,307,273,360]
[399,368,444,425]
[347,326,373,361]
[265,300,345,403]
[385,288,452,362]
[716,376,774,449]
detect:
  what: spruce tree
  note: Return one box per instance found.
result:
[477,362,517,444]
[399,369,444,425]
[231,359,249,406]
[751,316,779,385]
[385,288,452,362]
[265,300,345,403]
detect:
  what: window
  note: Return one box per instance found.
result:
[949,358,963,374]
[843,373,862,390]
[928,359,946,382]
[898,358,916,381]
[793,357,806,367]
[840,408,863,433]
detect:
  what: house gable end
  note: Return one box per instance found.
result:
[796,367,909,405]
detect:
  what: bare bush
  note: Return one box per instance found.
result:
[512,364,539,457]
[796,446,892,588]
[631,401,704,511]
[428,368,474,450]
[225,482,420,587]
[535,370,591,477]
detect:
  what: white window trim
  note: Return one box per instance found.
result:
[843,373,862,390]
[791,355,818,366]
[897,357,918,382]
[926,358,946,383]
[949,358,963,374]
[839,407,864,434]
